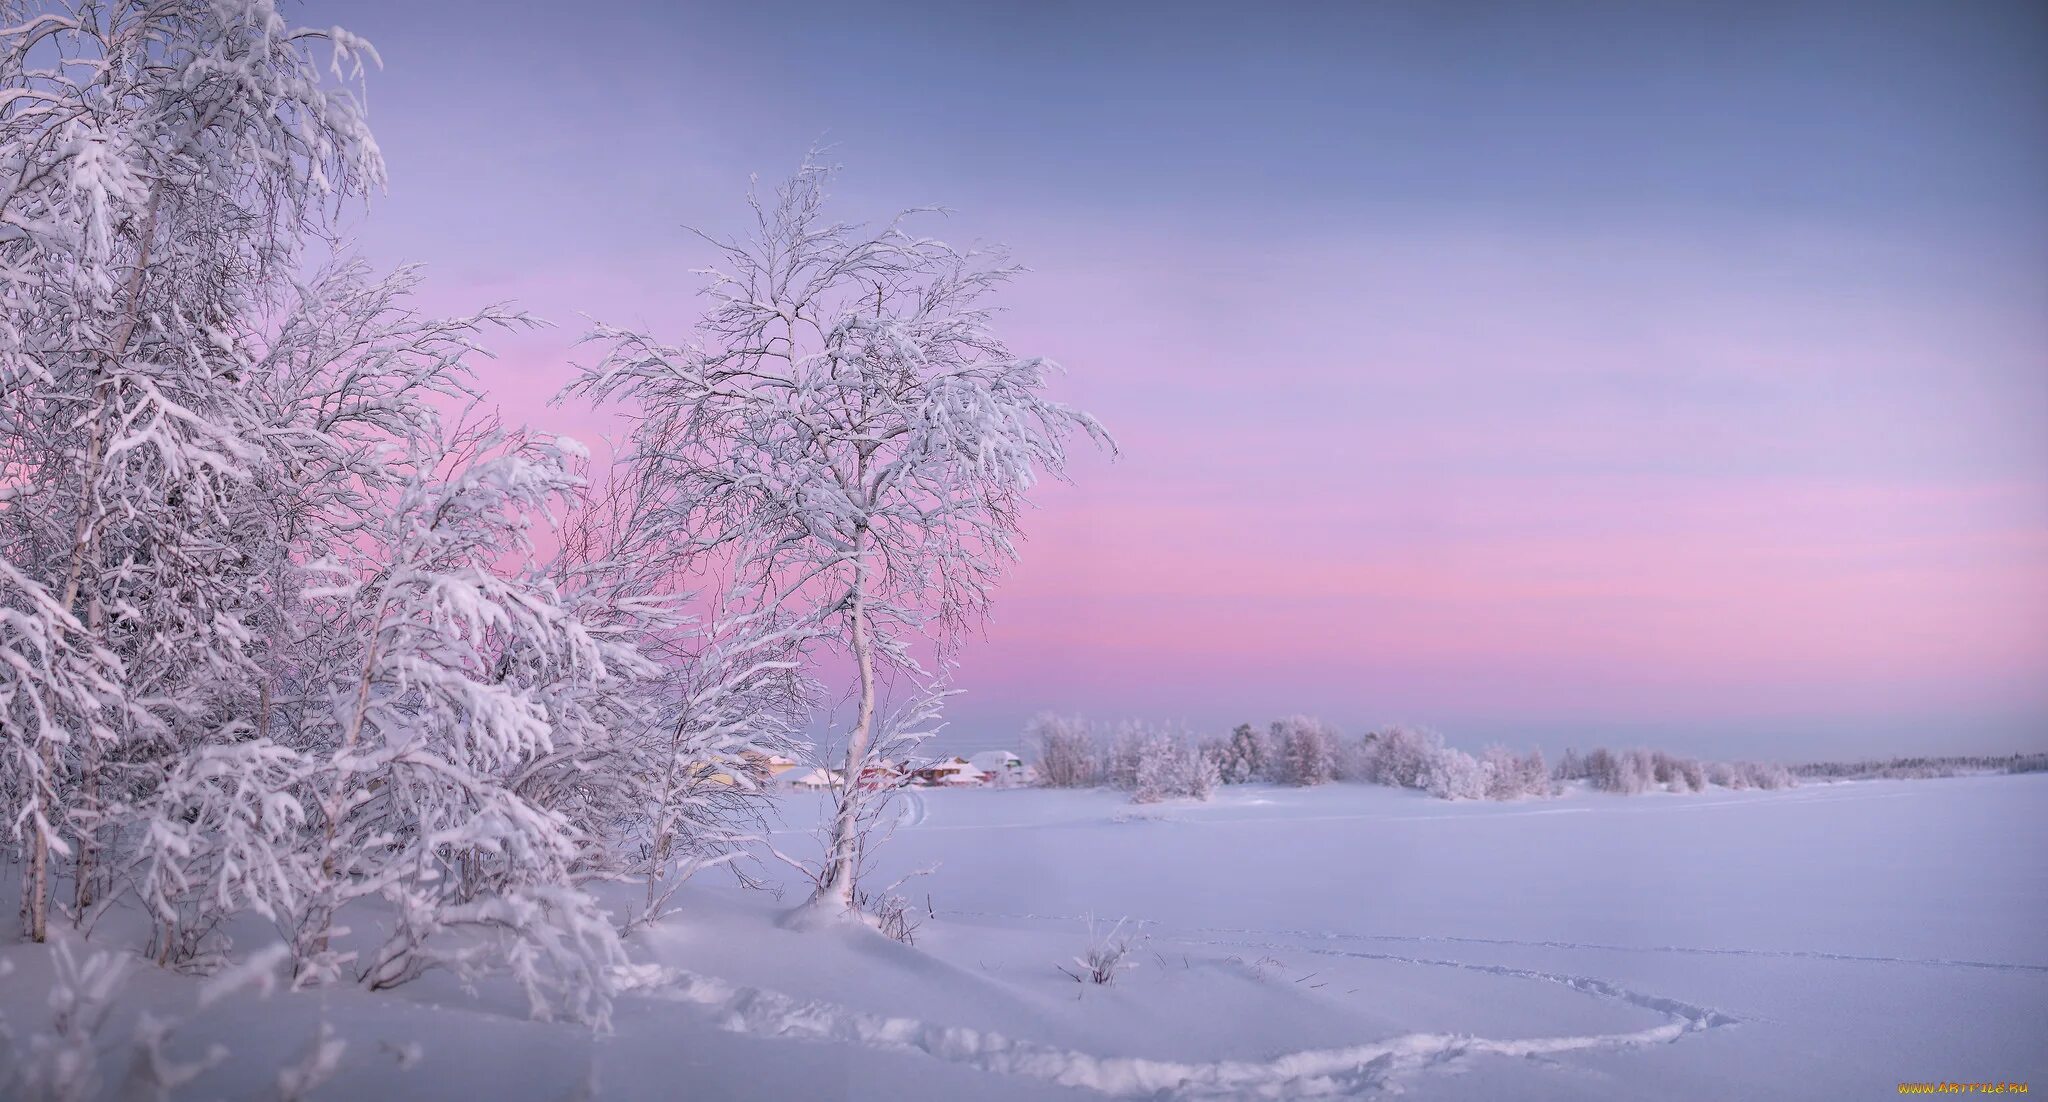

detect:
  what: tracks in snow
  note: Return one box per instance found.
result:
[615,906,1743,1099]
[616,958,1713,1100]
[938,910,2048,976]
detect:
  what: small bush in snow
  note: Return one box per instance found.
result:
[855,888,923,946]
[1059,917,1140,985]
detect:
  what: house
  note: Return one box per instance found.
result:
[857,761,909,791]
[911,756,986,787]
[781,767,842,790]
[967,750,1032,787]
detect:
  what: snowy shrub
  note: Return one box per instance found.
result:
[1480,745,1526,800]
[1573,747,1791,795]
[1654,753,1708,793]
[1027,714,1099,788]
[1554,748,1587,781]
[1356,726,1446,789]
[1423,747,1487,800]
[1516,748,1555,797]
[1582,748,1653,794]
[1101,722,1152,791]
[278,432,639,1023]
[1706,760,1746,789]
[1132,729,1219,804]
[135,741,310,969]
[1331,732,1372,782]
[1214,723,1271,784]
[1268,716,1338,787]
[854,887,924,946]
[1059,917,1140,986]
[1721,761,1794,790]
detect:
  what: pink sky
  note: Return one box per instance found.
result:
[305,0,2048,758]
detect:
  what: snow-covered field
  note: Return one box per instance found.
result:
[5,775,2044,1099]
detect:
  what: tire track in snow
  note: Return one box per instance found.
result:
[614,960,1711,1100]
[895,788,929,828]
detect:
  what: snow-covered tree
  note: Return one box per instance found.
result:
[1215,722,1269,784]
[1,0,381,942]
[1131,729,1218,804]
[568,157,1111,922]
[1026,713,1098,788]
[1423,746,1487,800]
[1582,747,1658,794]
[1652,751,1707,793]
[280,424,636,1021]
[1516,747,1554,797]
[1356,726,1445,789]
[1100,721,1151,791]
[1268,716,1338,787]
[1481,745,1524,801]
[1708,760,1793,791]
[1554,747,1586,782]
[1466,745,1550,800]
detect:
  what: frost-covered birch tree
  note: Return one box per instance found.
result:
[0,0,380,942]
[570,158,1111,922]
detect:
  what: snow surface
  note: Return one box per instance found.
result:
[3,775,2043,1099]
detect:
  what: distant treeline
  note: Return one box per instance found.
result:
[1027,715,1804,803]
[1791,753,2048,781]
[1024,714,2047,805]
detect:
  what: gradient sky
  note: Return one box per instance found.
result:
[299,0,2048,759]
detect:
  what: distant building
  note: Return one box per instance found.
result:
[967,750,1032,787]
[858,761,909,791]
[781,767,841,790]
[911,756,986,787]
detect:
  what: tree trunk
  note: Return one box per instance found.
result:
[24,809,49,943]
[24,196,163,942]
[809,539,875,917]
